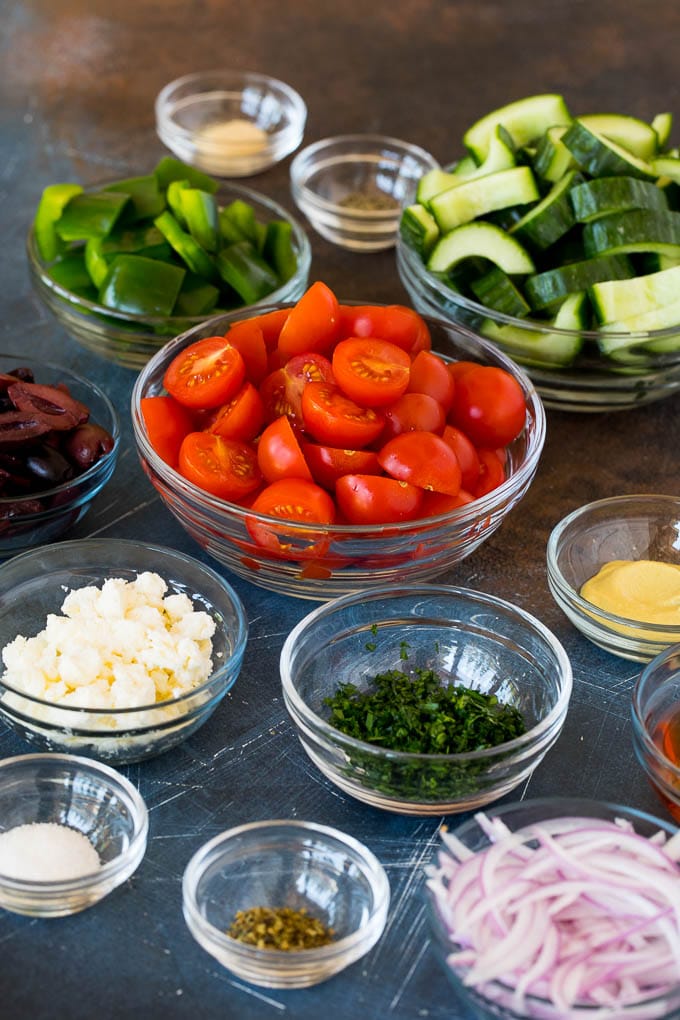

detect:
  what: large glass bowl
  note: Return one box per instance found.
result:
[0,538,248,763]
[131,305,546,600]
[397,235,680,412]
[27,182,311,370]
[280,585,572,814]
[632,643,680,824]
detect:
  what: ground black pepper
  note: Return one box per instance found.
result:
[227,905,335,950]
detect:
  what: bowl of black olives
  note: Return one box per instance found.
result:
[0,356,120,556]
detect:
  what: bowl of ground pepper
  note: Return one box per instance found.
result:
[290,134,439,251]
[182,819,389,988]
[280,584,573,815]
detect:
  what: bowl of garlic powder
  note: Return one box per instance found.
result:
[0,538,248,763]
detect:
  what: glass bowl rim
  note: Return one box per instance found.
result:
[631,640,680,776]
[280,582,573,764]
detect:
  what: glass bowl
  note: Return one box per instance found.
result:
[27,182,311,370]
[280,585,572,815]
[0,354,120,558]
[0,538,247,763]
[426,798,680,1019]
[182,819,389,988]
[547,494,680,662]
[632,643,680,824]
[397,234,680,412]
[0,752,148,917]
[131,304,545,600]
[290,134,439,251]
[155,70,307,178]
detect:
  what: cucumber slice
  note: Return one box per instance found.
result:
[652,113,673,149]
[469,267,531,317]
[417,128,518,203]
[400,203,439,257]
[532,126,576,183]
[578,114,659,161]
[598,297,680,359]
[510,169,581,249]
[482,292,588,367]
[651,156,680,183]
[562,120,656,180]
[463,94,572,163]
[590,264,680,323]
[569,176,668,222]
[525,254,634,311]
[583,209,680,257]
[428,221,535,275]
[429,166,540,232]
[416,167,460,204]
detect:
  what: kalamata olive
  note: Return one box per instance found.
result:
[0,410,52,447]
[0,369,34,394]
[7,382,90,431]
[63,422,115,470]
[26,445,75,486]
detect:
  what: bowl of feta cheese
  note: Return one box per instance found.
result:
[0,538,248,762]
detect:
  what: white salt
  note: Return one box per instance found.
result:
[0,822,101,881]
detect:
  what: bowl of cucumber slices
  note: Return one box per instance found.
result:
[397,93,680,412]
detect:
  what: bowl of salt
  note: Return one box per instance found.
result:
[0,752,148,916]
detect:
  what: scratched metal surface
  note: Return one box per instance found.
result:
[2,1,680,1017]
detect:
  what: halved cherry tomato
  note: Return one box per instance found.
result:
[277,281,340,360]
[338,304,431,355]
[250,479,336,524]
[259,367,294,422]
[251,307,290,349]
[336,474,425,525]
[207,382,265,442]
[302,443,381,490]
[378,431,462,496]
[380,392,446,442]
[448,360,480,383]
[422,489,475,516]
[259,353,335,425]
[408,350,456,412]
[332,337,411,408]
[257,415,313,484]
[301,381,385,447]
[140,395,194,469]
[450,365,526,448]
[178,432,262,500]
[441,424,480,492]
[224,320,268,385]
[164,336,246,409]
[474,448,506,497]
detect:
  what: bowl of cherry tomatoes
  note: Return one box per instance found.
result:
[131,283,546,598]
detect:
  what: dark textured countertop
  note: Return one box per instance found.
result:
[2,2,680,1017]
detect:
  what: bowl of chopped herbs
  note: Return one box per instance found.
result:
[280,584,572,814]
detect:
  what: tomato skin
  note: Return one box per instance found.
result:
[441,425,480,492]
[224,320,268,385]
[332,337,411,408]
[178,432,262,501]
[164,336,246,409]
[448,360,480,383]
[257,415,313,484]
[450,365,527,448]
[336,474,425,525]
[378,431,462,496]
[408,350,456,412]
[250,478,336,524]
[301,381,385,448]
[206,382,265,442]
[379,392,446,442]
[422,488,475,516]
[302,442,381,490]
[474,448,506,497]
[337,305,431,355]
[140,395,195,469]
[250,308,290,350]
[277,281,340,360]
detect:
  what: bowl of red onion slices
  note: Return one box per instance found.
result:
[425,798,680,1019]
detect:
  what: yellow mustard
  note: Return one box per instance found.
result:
[580,559,680,625]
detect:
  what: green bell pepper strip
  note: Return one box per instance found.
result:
[181,188,220,252]
[215,241,280,304]
[103,174,165,220]
[263,221,297,283]
[174,272,220,316]
[98,254,185,316]
[86,226,173,288]
[154,210,218,281]
[218,207,248,244]
[55,190,131,241]
[167,180,190,227]
[220,199,259,244]
[85,238,110,288]
[154,156,219,193]
[48,251,98,299]
[34,183,84,261]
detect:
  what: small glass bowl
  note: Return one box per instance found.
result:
[426,798,680,1019]
[632,644,680,824]
[131,304,545,600]
[280,585,572,815]
[27,182,311,370]
[0,753,148,917]
[0,538,248,763]
[182,819,390,988]
[290,134,439,251]
[397,233,680,412]
[547,494,680,662]
[0,354,120,558]
[155,70,307,177]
